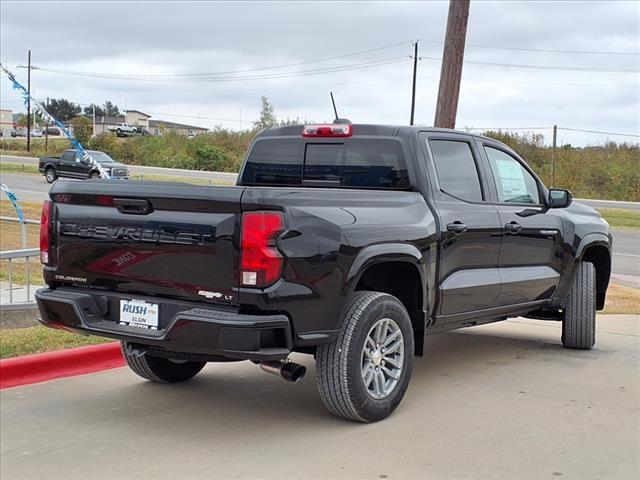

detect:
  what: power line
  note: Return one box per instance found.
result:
[557,127,640,138]
[418,55,640,73]
[29,41,411,80]
[465,126,640,138]
[465,127,553,131]
[420,38,640,56]
[33,57,410,83]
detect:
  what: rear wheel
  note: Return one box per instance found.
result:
[45,167,57,183]
[121,341,206,383]
[316,291,414,422]
[562,261,596,350]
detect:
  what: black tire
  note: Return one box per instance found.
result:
[562,261,596,350]
[89,172,100,179]
[44,167,57,183]
[121,341,206,383]
[316,291,414,422]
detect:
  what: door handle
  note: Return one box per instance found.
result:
[504,221,522,234]
[447,221,467,234]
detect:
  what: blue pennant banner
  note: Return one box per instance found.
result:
[0,62,110,179]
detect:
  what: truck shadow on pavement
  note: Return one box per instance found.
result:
[64,326,587,432]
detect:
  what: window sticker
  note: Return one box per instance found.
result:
[495,158,527,198]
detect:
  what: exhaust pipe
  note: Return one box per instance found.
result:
[260,360,306,383]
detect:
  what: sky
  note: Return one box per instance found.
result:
[1,0,639,146]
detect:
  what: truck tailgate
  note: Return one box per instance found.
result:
[47,181,243,306]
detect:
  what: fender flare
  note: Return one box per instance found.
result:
[345,243,426,310]
[576,232,611,261]
[345,243,428,355]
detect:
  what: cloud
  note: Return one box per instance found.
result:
[1,0,638,144]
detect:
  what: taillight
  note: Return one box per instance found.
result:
[40,200,52,265]
[302,124,352,137]
[240,211,284,287]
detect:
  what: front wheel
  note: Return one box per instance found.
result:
[316,291,414,422]
[121,342,206,383]
[89,172,100,179]
[562,261,596,350]
[44,168,57,183]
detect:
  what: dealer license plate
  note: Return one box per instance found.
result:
[119,299,159,330]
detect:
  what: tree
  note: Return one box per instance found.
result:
[254,96,277,130]
[71,116,92,145]
[47,98,81,122]
[83,104,106,117]
[103,101,120,117]
[14,113,28,127]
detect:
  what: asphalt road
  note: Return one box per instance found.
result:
[0,154,238,183]
[1,315,638,480]
[612,229,640,277]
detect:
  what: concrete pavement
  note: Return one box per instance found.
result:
[2,315,638,480]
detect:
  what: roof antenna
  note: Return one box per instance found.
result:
[330,91,351,124]
[330,91,339,120]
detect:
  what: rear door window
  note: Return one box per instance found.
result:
[241,138,410,189]
[429,140,484,202]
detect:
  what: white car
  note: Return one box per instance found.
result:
[107,123,137,137]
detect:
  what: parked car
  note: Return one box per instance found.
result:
[134,126,149,136]
[35,123,611,422]
[38,149,129,183]
[43,126,60,136]
[107,123,137,137]
[30,128,43,138]
[11,127,26,137]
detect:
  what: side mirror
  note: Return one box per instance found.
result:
[548,188,572,208]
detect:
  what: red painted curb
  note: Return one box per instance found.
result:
[0,342,125,389]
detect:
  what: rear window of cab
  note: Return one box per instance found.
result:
[240,138,410,190]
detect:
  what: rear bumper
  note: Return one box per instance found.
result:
[35,287,292,361]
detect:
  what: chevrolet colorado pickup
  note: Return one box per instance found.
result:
[39,149,129,183]
[35,123,611,422]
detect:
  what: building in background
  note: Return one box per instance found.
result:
[90,110,206,137]
[0,109,13,137]
[125,110,151,130]
[148,119,208,136]
[93,116,124,135]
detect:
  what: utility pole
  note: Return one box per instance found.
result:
[551,124,557,187]
[410,41,419,126]
[27,49,31,151]
[45,97,49,151]
[434,0,470,129]
[92,104,96,137]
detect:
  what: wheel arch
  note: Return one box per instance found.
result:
[579,241,611,310]
[346,244,427,355]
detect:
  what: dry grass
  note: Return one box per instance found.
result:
[602,282,640,314]
[1,199,42,221]
[0,221,39,251]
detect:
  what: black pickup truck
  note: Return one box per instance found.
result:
[35,123,611,422]
[39,149,129,183]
